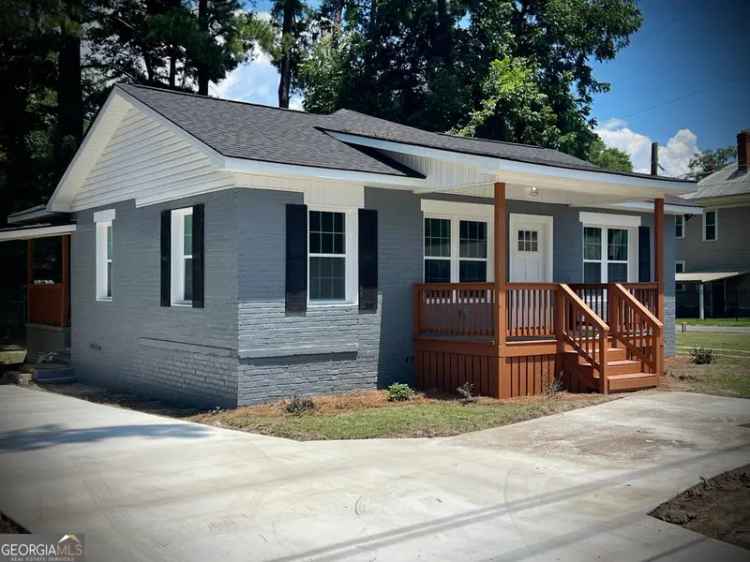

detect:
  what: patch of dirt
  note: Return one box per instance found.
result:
[0,512,29,534]
[650,464,750,550]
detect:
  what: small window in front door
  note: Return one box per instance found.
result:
[517,230,539,252]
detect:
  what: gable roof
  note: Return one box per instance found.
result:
[682,162,750,200]
[117,84,421,178]
[118,83,694,184]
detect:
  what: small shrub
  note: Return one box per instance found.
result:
[386,383,415,402]
[285,395,316,415]
[544,375,565,400]
[456,381,478,404]
[689,347,714,365]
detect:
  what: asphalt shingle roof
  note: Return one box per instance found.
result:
[683,163,750,200]
[117,84,694,184]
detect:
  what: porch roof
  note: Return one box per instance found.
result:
[0,223,76,242]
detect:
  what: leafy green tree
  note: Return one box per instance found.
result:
[87,0,262,92]
[687,146,736,181]
[299,0,642,159]
[587,137,633,172]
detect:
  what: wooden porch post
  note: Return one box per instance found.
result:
[494,182,508,396]
[654,198,665,376]
[494,183,507,350]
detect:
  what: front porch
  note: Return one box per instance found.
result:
[413,183,666,397]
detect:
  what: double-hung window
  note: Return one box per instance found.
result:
[583,226,630,283]
[675,215,685,239]
[171,207,193,304]
[703,209,717,241]
[95,209,115,300]
[308,209,356,303]
[423,216,489,283]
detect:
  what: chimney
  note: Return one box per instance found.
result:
[650,142,658,176]
[738,129,750,172]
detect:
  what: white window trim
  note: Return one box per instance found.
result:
[702,208,718,242]
[675,214,685,239]
[579,211,641,228]
[170,207,193,306]
[307,205,358,307]
[423,214,494,283]
[582,224,639,283]
[94,209,115,301]
[676,260,686,274]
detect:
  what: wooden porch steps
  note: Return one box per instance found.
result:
[606,372,659,392]
[563,346,659,393]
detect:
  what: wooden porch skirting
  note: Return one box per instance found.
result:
[414,338,561,399]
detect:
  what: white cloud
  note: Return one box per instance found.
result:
[595,118,700,178]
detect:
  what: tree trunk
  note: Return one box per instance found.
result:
[169,53,176,88]
[277,0,295,108]
[198,0,209,95]
[56,0,83,179]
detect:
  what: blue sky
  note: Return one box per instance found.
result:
[215,0,748,177]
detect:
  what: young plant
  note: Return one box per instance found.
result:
[689,347,715,365]
[386,383,415,402]
[285,395,316,415]
[456,381,478,404]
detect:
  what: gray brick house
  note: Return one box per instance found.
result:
[22,84,698,406]
[676,130,750,318]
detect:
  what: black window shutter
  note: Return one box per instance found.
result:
[192,204,205,308]
[358,209,378,312]
[286,204,307,314]
[160,210,171,306]
[638,226,651,282]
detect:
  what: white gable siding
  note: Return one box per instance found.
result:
[72,107,232,210]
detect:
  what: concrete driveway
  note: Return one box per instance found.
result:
[0,386,749,562]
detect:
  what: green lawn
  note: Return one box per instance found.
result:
[668,332,750,399]
[192,394,610,441]
[677,317,750,327]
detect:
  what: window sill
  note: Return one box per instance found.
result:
[308,300,356,309]
[96,297,112,302]
[171,301,194,308]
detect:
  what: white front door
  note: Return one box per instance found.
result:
[509,214,553,282]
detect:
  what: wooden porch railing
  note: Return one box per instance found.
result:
[557,284,610,393]
[569,283,609,321]
[610,283,663,376]
[507,283,557,338]
[413,283,495,338]
[621,283,658,318]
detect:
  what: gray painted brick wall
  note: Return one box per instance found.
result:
[71,187,676,407]
[72,191,241,408]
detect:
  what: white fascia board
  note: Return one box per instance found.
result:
[602,201,704,215]
[223,156,425,188]
[329,132,696,196]
[0,224,76,242]
[47,90,127,212]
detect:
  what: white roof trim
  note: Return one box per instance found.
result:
[223,156,425,188]
[0,224,76,242]
[579,211,641,228]
[581,201,703,215]
[329,132,695,196]
[676,271,748,283]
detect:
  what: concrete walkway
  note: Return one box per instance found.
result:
[1,386,749,562]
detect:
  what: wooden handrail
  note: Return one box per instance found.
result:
[558,283,610,394]
[613,284,663,329]
[611,283,663,376]
[559,284,609,332]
